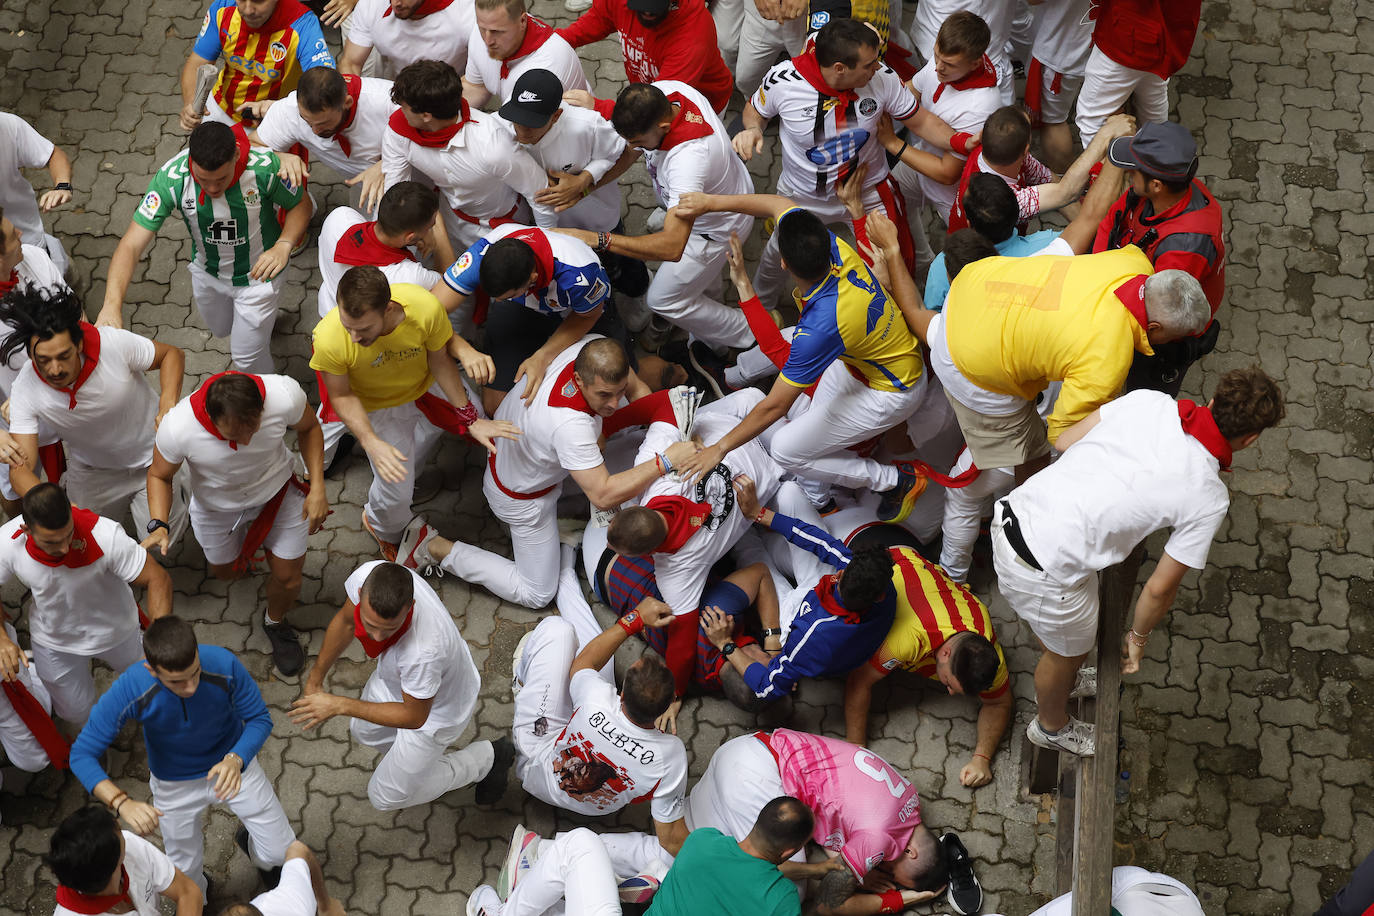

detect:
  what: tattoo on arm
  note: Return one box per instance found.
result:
[820,868,860,911]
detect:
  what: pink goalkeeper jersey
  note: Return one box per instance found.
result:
[767,729,922,878]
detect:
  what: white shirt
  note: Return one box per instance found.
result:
[254,77,396,179]
[9,327,158,470]
[0,112,54,247]
[634,400,782,614]
[247,858,315,916]
[643,81,752,240]
[381,113,556,227]
[489,337,605,495]
[1008,390,1230,582]
[1013,866,1204,916]
[52,832,176,916]
[345,561,481,732]
[754,58,917,201]
[1030,0,1095,76]
[513,104,626,232]
[155,374,307,512]
[464,22,590,103]
[316,206,439,317]
[523,668,688,821]
[0,513,145,655]
[909,60,1001,221]
[348,0,474,78]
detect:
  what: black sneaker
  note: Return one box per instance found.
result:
[940,832,982,915]
[875,460,927,523]
[687,340,735,400]
[235,824,283,889]
[474,736,516,805]
[263,620,305,677]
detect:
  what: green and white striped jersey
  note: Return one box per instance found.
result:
[133,147,304,286]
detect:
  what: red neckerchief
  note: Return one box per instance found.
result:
[792,49,859,106]
[328,74,364,158]
[256,0,311,33]
[54,868,132,915]
[1113,274,1151,329]
[18,506,105,568]
[383,0,457,17]
[1177,399,1232,470]
[932,54,997,104]
[500,15,555,78]
[644,495,712,554]
[506,227,555,291]
[546,360,594,415]
[33,322,100,409]
[659,95,715,151]
[353,601,415,658]
[811,573,862,623]
[192,123,252,206]
[335,221,416,267]
[0,269,19,296]
[188,371,266,450]
[387,105,472,148]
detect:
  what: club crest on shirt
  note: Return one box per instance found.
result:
[69,537,87,553]
[859,97,878,117]
[683,110,704,125]
[269,41,288,63]
[561,379,578,398]
[692,463,735,531]
[243,188,260,207]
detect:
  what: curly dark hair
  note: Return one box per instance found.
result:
[0,283,86,367]
[1210,366,1285,440]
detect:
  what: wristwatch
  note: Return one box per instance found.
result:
[762,627,782,639]
[146,519,169,534]
[721,641,737,658]
[53,182,73,192]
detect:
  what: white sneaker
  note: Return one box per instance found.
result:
[396,516,441,576]
[668,385,702,440]
[468,885,503,916]
[497,824,541,900]
[1070,666,1097,699]
[511,629,535,694]
[564,0,593,11]
[646,207,666,233]
[1026,716,1095,757]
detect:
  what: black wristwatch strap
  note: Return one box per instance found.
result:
[721,641,737,658]
[53,182,73,191]
[146,519,169,534]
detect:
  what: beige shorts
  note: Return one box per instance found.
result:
[944,389,1051,470]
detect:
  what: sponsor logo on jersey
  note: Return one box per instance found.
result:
[137,191,162,220]
[809,10,830,29]
[225,52,282,80]
[268,40,288,62]
[805,128,871,168]
[207,218,242,247]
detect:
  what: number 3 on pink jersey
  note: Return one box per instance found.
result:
[853,749,910,798]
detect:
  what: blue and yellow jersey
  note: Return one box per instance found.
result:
[778,208,923,393]
[194,0,334,121]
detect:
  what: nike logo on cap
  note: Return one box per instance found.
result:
[518,91,541,103]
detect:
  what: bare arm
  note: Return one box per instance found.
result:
[163,869,204,916]
[674,376,803,483]
[292,404,329,534]
[653,817,689,857]
[338,39,372,77]
[567,438,698,511]
[864,210,935,343]
[1123,551,1190,673]
[570,600,674,675]
[281,841,341,915]
[179,52,215,129]
[731,101,771,161]
[293,682,434,730]
[141,448,181,555]
[1052,407,1101,452]
[843,658,889,746]
[1056,162,1127,255]
[566,209,695,262]
[100,222,158,328]
[1032,118,1129,213]
[461,76,494,111]
[149,340,185,426]
[302,603,357,692]
[131,553,174,621]
[39,146,73,211]
[675,190,795,221]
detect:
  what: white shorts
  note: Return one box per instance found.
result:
[189,485,310,566]
[991,505,1098,657]
[1030,59,1086,125]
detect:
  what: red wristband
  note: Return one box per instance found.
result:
[878,889,905,914]
[950,131,974,156]
[617,612,644,636]
[455,401,479,433]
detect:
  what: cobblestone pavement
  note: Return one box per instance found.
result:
[0,0,1370,913]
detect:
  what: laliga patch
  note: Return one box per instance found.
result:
[809,10,830,29]
[881,657,900,671]
[269,41,288,62]
[137,191,162,220]
[454,252,473,273]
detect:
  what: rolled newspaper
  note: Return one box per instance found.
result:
[192,63,219,118]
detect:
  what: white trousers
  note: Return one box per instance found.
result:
[990,504,1098,658]
[0,622,53,774]
[512,616,579,803]
[767,362,927,492]
[938,449,1013,583]
[188,262,282,374]
[63,460,190,545]
[440,481,561,609]
[362,396,446,543]
[1074,45,1171,147]
[734,3,807,99]
[151,757,296,894]
[646,233,754,349]
[711,0,745,70]
[350,671,493,811]
[752,182,887,308]
[31,629,144,727]
[505,828,621,916]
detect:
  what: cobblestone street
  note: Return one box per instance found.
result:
[0,0,1370,912]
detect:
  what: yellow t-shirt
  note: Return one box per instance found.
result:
[942,247,1156,443]
[309,283,452,412]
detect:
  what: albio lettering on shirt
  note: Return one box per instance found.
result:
[586,710,656,762]
[369,344,423,367]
